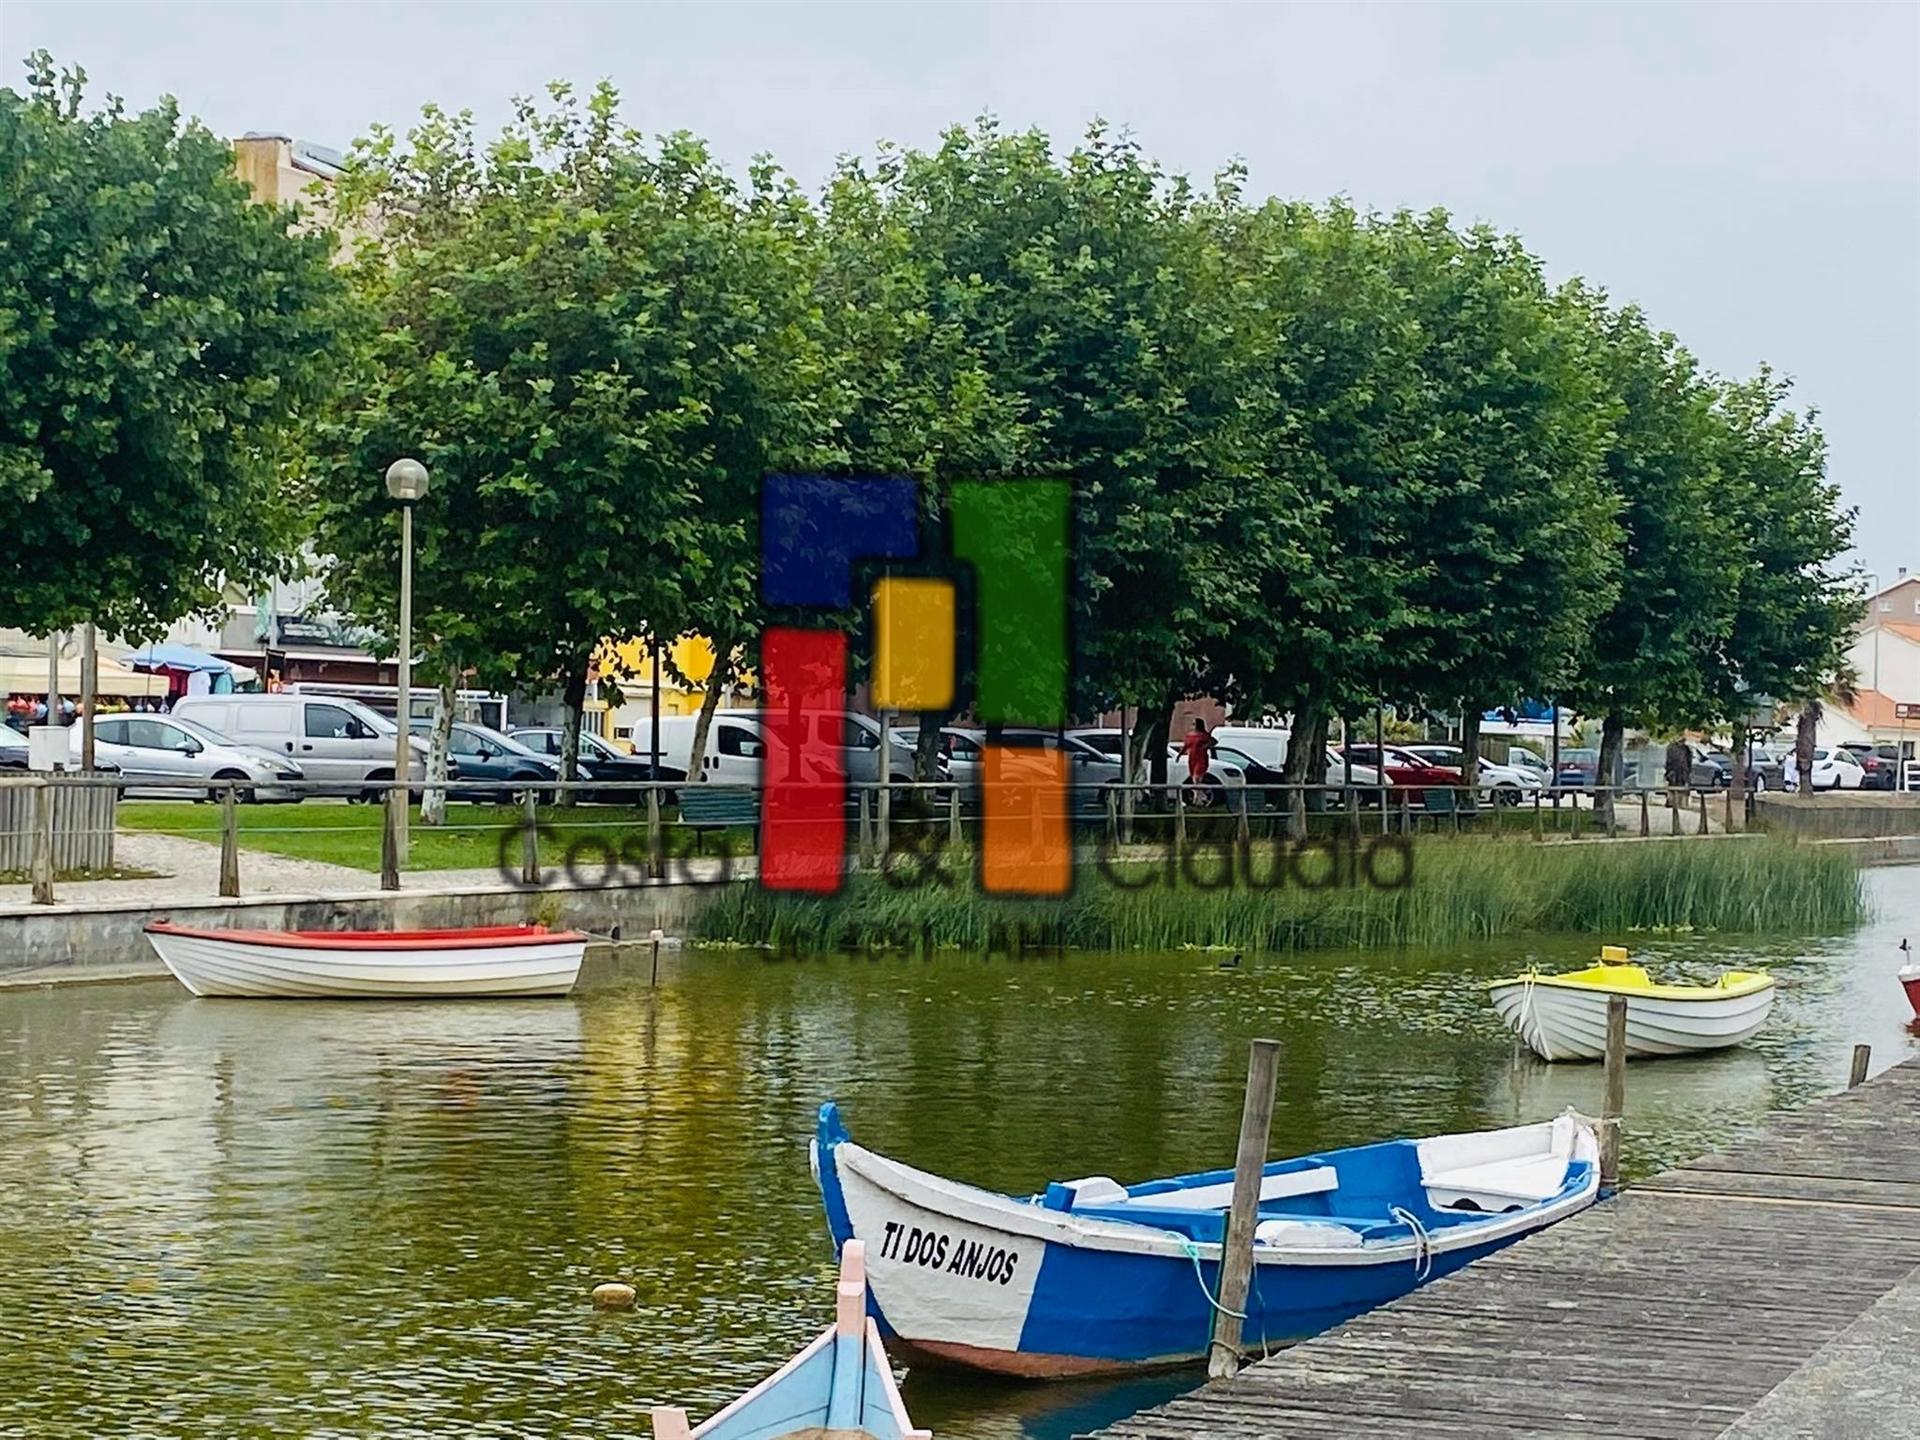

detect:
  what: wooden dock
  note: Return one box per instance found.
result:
[1091,1056,1920,1439]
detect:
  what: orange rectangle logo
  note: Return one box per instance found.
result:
[980,745,1071,896]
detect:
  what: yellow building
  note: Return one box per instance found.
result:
[589,636,756,752]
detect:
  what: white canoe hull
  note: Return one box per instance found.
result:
[147,930,585,999]
[1489,978,1774,1061]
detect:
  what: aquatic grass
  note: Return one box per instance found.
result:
[696,836,1866,954]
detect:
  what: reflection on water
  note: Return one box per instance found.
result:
[1,868,1915,1439]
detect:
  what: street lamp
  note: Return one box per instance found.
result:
[385,458,430,868]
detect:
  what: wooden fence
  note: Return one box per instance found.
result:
[0,777,117,874]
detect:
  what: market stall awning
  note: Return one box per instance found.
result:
[127,643,236,674]
[0,653,167,698]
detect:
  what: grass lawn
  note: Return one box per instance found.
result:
[117,801,664,874]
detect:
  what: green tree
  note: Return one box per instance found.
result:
[0,53,344,640]
[308,84,821,796]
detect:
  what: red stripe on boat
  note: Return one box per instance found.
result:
[143,922,589,951]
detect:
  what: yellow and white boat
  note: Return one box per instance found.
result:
[1488,947,1775,1062]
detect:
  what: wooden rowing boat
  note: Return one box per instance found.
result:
[1488,945,1774,1061]
[142,922,587,998]
[652,1239,926,1440]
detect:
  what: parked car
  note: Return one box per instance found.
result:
[0,726,31,770]
[900,727,1124,811]
[1783,747,1866,792]
[1401,744,1542,804]
[1553,747,1599,791]
[1505,747,1551,781]
[1839,742,1902,792]
[1743,744,1789,793]
[173,693,427,799]
[509,726,683,800]
[1336,743,1463,789]
[409,720,558,799]
[71,713,304,801]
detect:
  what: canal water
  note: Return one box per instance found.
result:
[3,866,1916,1440]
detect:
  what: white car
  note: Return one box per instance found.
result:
[72,713,305,801]
[1403,744,1544,804]
[1783,747,1867,792]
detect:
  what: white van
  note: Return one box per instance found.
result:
[173,693,427,797]
[650,710,918,787]
[1212,725,1290,772]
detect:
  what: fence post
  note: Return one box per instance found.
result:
[30,779,55,906]
[857,789,873,869]
[219,782,240,899]
[1172,784,1187,864]
[1640,790,1650,838]
[1398,787,1411,836]
[1209,1037,1280,1380]
[1534,788,1544,842]
[1848,1043,1871,1089]
[1347,786,1361,842]
[1236,788,1252,847]
[1670,788,1682,836]
[948,783,962,847]
[646,783,664,880]
[1601,994,1627,1189]
[521,786,540,886]
[1105,785,1120,853]
[1697,790,1709,836]
[877,776,892,865]
[379,789,400,892]
[1571,794,1583,840]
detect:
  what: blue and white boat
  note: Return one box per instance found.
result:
[812,1102,1599,1378]
[652,1238,928,1440]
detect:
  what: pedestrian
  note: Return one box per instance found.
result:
[1180,718,1217,789]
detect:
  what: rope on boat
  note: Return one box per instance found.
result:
[1179,1237,1248,1323]
[1390,1206,1433,1281]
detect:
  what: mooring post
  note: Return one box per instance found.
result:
[521,786,540,886]
[646,783,664,880]
[1640,789,1650,837]
[650,926,664,987]
[1210,1036,1279,1380]
[219,782,240,899]
[379,789,401,892]
[1848,1043,1871,1089]
[30,778,55,906]
[1601,993,1627,1189]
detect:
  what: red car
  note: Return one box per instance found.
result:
[1336,744,1463,788]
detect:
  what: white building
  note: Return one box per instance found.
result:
[1824,570,1920,761]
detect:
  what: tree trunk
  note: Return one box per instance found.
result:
[1282,695,1326,840]
[1458,707,1482,797]
[1143,698,1173,789]
[1595,711,1625,833]
[1794,702,1820,800]
[421,666,456,826]
[684,659,731,783]
[914,722,943,782]
[559,660,589,806]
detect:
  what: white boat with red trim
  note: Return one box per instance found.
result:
[142,922,587,998]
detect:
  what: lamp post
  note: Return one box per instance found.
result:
[385,458,430,868]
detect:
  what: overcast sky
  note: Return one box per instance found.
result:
[6,0,1915,585]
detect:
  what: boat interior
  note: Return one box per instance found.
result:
[1039,1117,1591,1247]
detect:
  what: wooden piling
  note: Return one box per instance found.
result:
[1209,1037,1280,1380]
[520,787,540,886]
[29,779,54,906]
[1601,993,1627,1189]
[218,783,240,899]
[379,790,400,891]
[1848,1043,1871,1089]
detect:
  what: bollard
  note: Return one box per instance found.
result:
[1848,1043,1871,1089]
[948,783,962,847]
[646,783,664,880]
[1601,994,1627,1189]
[379,790,400,891]
[219,783,240,899]
[1209,1037,1280,1380]
[521,787,540,886]
[30,779,54,906]
[1640,790,1650,838]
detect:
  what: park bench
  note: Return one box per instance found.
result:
[675,785,760,854]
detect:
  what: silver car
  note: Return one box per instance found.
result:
[72,713,304,801]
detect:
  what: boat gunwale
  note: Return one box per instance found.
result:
[1486,972,1775,1003]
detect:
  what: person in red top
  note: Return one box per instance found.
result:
[1180,718,1216,787]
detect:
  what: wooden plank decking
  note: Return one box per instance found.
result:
[1091,1056,1920,1439]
